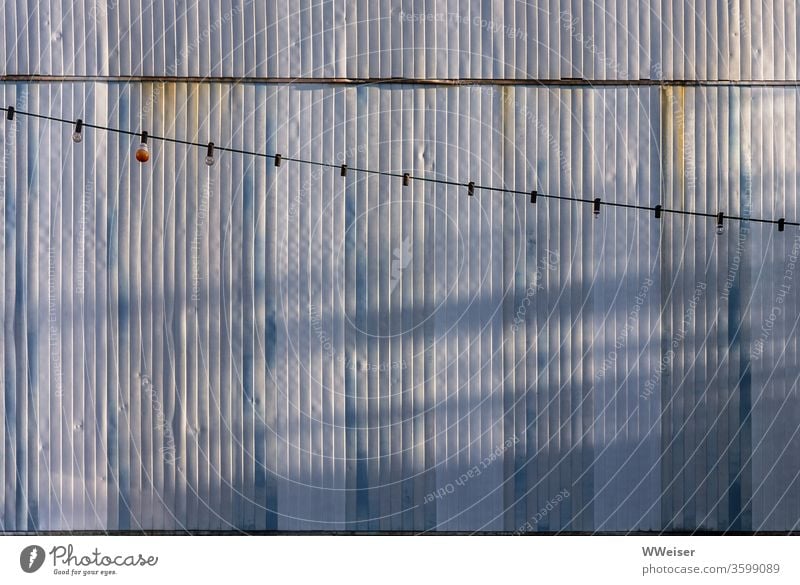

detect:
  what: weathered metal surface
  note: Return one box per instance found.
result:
[1,2,800,533]
[1,1,798,81]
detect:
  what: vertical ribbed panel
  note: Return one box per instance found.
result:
[2,81,800,531]
[3,1,800,81]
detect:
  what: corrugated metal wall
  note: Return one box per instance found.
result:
[1,2,800,532]
[2,1,799,81]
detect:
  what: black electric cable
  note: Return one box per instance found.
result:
[2,105,796,231]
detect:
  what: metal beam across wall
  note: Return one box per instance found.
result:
[5,76,800,88]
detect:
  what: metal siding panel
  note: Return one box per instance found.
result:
[1,85,8,530]
[273,83,289,530]
[264,84,279,531]
[0,1,794,81]
[3,44,800,534]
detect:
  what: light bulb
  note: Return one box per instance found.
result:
[72,119,83,143]
[716,223,725,235]
[205,142,215,166]
[135,142,150,162]
[135,131,149,163]
[593,198,601,218]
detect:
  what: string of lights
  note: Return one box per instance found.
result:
[2,104,796,234]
